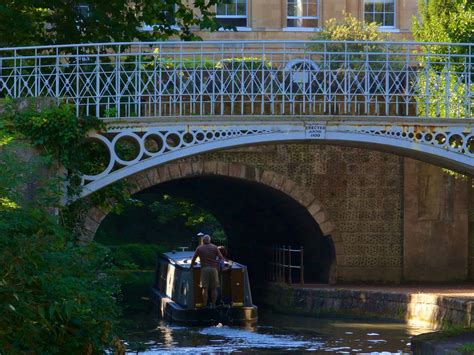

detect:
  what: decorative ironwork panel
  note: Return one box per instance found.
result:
[0,41,471,119]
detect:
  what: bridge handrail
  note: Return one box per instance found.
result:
[0,40,472,120]
[0,40,473,52]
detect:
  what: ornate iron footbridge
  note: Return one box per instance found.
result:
[0,40,472,194]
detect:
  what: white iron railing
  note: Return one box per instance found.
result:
[0,40,472,119]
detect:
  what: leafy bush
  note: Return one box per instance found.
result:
[0,202,121,353]
[309,12,398,71]
[0,103,125,353]
[311,11,390,42]
[416,68,471,118]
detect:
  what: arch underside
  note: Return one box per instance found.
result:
[82,160,341,282]
[82,121,474,197]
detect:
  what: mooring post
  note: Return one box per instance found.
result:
[300,246,304,285]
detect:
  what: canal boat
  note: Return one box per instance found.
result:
[151,250,258,325]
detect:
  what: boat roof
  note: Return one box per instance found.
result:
[160,250,244,268]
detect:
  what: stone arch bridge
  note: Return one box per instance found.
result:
[1,40,473,284]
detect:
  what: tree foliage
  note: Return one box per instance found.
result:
[312,11,390,42]
[412,0,473,118]
[413,0,473,49]
[0,0,223,47]
[149,194,226,245]
[0,131,122,353]
[309,12,396,70]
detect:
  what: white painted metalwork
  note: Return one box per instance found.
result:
[79,118,474,197]
[0,40,471,120]
[0,40,472,195]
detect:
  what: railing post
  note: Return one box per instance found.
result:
[34,48,39,97]
[445,45,451,118]
[75,46,80,117]
[220,42,224,116]
[13,49,17,98]
[95,45,100,118]
[288,246,292,284]
[55,47,60,104]
[300,246,304,285]
[281,245,285,283]
[468,44,472,118]
[137,43,142,118]
[425,45,431,117]
[116,45,121,118]
[385,43,390,116]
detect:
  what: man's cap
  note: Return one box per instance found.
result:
[197,232,204,236]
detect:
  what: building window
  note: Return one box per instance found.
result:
[217,0,248,27]
[364,0,396,27]
[287,0,320,28]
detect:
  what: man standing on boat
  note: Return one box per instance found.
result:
[190,234,224,308]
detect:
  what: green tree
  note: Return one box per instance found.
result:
[149,194,227,245]
[0,124,122,353]
[413,0,473,49]
[412,0,473,118]
[0,0,223,47]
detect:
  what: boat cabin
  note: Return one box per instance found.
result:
[151,250,258,324]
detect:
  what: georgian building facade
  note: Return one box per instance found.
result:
[199,0,418,40]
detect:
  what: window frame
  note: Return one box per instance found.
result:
[285,0,321,30]
[363,0,397,29]
[216,0,250,30]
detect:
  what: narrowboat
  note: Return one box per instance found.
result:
[151,250,258,325]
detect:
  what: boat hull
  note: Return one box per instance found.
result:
[152,287,258,325]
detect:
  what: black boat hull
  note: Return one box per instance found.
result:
[152,287,258,325]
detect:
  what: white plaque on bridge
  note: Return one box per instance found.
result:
[305,123,326,139]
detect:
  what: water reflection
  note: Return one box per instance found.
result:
[123,310,430,354]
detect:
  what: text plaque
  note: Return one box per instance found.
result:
[305,123,326,139]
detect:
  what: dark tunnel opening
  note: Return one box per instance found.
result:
[98,175,335,303]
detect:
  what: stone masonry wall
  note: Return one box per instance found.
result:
[185,143,404,283]
[403,160,470,282]
[266,284,474,330]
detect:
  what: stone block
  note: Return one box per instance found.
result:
[87,207,107,224]
[146,168,160,186]
[191,161,204,175]
[157,166,171,182]
[168,164,181,179]
[307,201,322,216]
[203,161,218,174]
[270,174,285,190]
[281,178,296,195]
[320,220,336,236]
[261,170,275,185]
[216,162,229,176]
[313,210,329,225]
[179,162,193,177]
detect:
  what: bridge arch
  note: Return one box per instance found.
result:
[80,120,474,196]
[82,161,341,283]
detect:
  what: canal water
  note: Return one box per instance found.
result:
[122,310,429,354]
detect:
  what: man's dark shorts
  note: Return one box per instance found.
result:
[200,266,219,288]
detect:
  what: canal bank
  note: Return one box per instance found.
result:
[264,283,474,330]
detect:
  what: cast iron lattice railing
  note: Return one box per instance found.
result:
[0,40,471,119]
